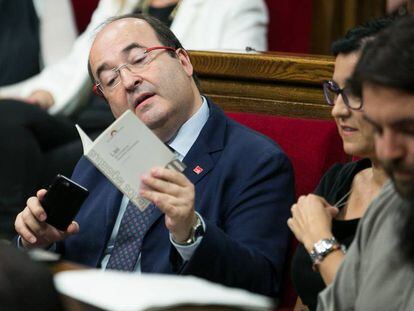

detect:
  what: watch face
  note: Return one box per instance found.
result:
[315,239,333,254]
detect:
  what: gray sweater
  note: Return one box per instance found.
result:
[317,181,414,311]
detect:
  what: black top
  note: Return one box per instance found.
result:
[0,0,40,86]
[134,3,178,28]
[148,4,177,28]
[291,158,371,311]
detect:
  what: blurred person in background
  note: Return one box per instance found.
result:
[0,242,64,311]
[0,0,77,239]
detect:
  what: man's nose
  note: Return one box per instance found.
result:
[376,129,405,162]
[119,66,142,91]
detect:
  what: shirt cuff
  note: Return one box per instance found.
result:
[17,235,25,248]
[170,212,205,262]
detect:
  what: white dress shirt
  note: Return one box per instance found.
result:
[101,97,209,271]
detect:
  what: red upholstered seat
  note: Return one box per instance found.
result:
[226,112,348,310]
[226,112,347,198]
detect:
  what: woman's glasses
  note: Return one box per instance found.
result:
[323,80,363,110]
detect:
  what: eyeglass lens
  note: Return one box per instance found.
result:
[323,81,362,110]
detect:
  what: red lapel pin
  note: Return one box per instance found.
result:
[193,165,204,175]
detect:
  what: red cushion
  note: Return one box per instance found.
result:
[226,112,347,198]
[226,112,348,309]
[265,0,313,53]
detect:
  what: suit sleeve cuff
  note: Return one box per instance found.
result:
[170,212,206,261]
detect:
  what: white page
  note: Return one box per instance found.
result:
[55,270,273,311]
[76,110,185,210]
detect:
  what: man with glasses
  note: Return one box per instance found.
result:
[317,16,414,310]
[15,14,294,297]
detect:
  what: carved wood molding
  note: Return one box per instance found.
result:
[189,51,335,119]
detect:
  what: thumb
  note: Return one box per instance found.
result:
[66,221,80,235]
[36,189,48,201]
[326,205,339,217]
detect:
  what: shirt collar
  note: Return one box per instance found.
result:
[167,96,209,160]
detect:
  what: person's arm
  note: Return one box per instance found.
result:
[140,147,294,297]
[0,0,135,115]
[33,0,78,67]
[288,194,342,285]
[313,250,346,285]
[294,297,310,311]
[218,0,269,51]
[316,219,364,311]
[169,211,205,261]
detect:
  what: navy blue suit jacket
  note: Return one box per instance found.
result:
[59,100,294,297]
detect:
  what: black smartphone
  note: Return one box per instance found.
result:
[41,174,89,231]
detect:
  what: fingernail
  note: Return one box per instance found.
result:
[40,213,46,221]
[30,237,36,243]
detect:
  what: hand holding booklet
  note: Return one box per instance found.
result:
[76,110,186,211]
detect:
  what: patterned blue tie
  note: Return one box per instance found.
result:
[106,201,155,271]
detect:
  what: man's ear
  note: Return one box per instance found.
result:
[176,48,193,77]
[93,84,105,98]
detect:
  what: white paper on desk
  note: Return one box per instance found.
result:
[76,110,186,211]
[54,270,273,311]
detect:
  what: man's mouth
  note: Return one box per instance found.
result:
[393,169,414,180]
[133,93,155,109]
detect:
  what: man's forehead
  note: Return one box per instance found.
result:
[90,18,161,74]
[96,18,159,47]
[363,84,414,123]
[333,52,359,85]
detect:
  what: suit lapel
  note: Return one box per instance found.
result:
[183,152,214,185]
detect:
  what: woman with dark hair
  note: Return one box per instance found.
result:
[318,15,414,310]
[288,18,394,311]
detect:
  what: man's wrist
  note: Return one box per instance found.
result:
[172,213,205,246]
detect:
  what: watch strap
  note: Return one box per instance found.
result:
[310,237,346,271]
[173,213,204,246]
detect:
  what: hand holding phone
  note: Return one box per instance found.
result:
[41,174,89,231]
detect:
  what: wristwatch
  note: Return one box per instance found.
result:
[310,237,345,271]
[176,214,205,246]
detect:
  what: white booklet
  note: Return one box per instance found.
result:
[76,110,186,211]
